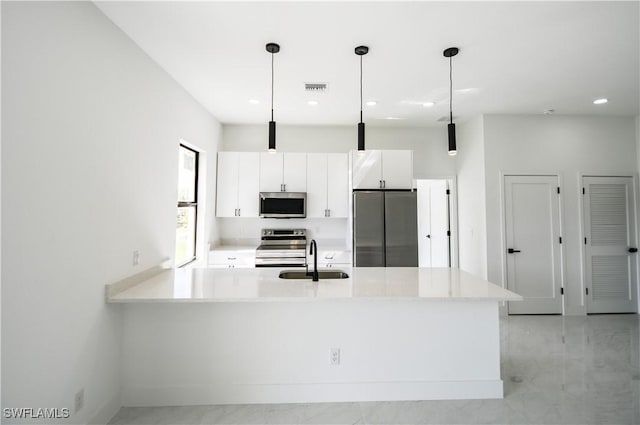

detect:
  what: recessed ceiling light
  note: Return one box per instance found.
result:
[307,100,319,106]
[249,99,260,105]
[423,102,435,107]
[593,98,608,105]
[366,101,377,106]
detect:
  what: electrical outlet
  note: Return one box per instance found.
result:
[330,348,340,366]
[74,388,84,413]
[132,250,140,266]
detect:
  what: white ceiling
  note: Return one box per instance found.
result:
[95,1,639,127]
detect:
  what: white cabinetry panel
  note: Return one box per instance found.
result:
[306,153,348,218]
[237,153,260,217]
[216,152,259,217]
[352,150,413,190]
[259,152,283,192]
[306,153,327,218]
[382,150,413,189]
[352,150,382,189]
[283,153,307,192]
[260,152,307,192]
[216,152,239,218]
[326,153,349,217]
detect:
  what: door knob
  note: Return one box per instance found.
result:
[507,248,521,254]
[629,248,638,253]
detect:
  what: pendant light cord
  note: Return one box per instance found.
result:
[271,52,274,121]
[449,55,453,124]
[360,55,363,123]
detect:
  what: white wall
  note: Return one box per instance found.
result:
[222,124,456,178]
[455,116,488,279]
[483,115,638,315]
[2,2,220,423]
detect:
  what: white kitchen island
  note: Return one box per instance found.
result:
[107,267,521,406]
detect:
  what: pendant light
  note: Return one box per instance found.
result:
[355,45,369,151]
[443,47,459,156]
[266,42,280,152]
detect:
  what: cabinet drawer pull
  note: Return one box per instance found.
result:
[227,257,236,260]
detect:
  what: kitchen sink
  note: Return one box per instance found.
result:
[278,270,349,280]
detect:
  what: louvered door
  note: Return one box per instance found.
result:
[583,177,638,313]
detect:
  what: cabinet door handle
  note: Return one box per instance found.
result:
[237,208,241,216]
[227,257,236,260]
[379,180,383,188]
[629,248,638,253]
[327,209,330,217]
[234,208,238,216]
[383,180,386,188]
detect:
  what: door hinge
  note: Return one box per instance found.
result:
[584,237,587,245]
[586,288,589,295]
[582,187,585,195]
[557,187,560,194]
[559,237,562,244]
[560,287,564,295]
[447,230,451,237]
[446,189,450,195]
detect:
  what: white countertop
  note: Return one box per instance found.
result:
[107,267,522,303]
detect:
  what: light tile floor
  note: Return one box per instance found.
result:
[108,314,640,424]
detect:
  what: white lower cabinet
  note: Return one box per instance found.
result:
[209,249,256,268]
[306,153,349,218]
[309,250,352,268]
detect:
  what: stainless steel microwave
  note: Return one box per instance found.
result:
[259,192,306,218]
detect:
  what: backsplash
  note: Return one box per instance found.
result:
[217,218,350,247]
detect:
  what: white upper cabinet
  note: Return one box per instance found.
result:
[259,152,283,192]
[259,152,307,192]
[306,153,349,218]
[352,150,413,189]
[283,153,307,192]
[352,150,382,190]
[326,153,349,217]
[381,150,413,189]
[306,153,327,218]
[236,153,260,216]
[216,152,259,217]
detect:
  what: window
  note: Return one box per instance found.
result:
[175,145,199,266]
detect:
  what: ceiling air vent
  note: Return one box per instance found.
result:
[304,83,328,93]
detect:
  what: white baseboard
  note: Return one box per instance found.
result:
[122,380,503,407]
[88,392,121,425]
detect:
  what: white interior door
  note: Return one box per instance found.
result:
[583,176,638,313]
[504,175,563,314]
[417,180,450,267]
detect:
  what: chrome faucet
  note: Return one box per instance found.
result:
[308,239,319,282]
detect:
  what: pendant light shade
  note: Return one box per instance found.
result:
[443,47,459,156]
[355,45,369,151]
[266,42,280,152]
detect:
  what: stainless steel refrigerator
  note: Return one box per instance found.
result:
[353,191,418,267]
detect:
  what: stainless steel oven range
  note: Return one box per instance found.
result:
[255,228,307,267]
